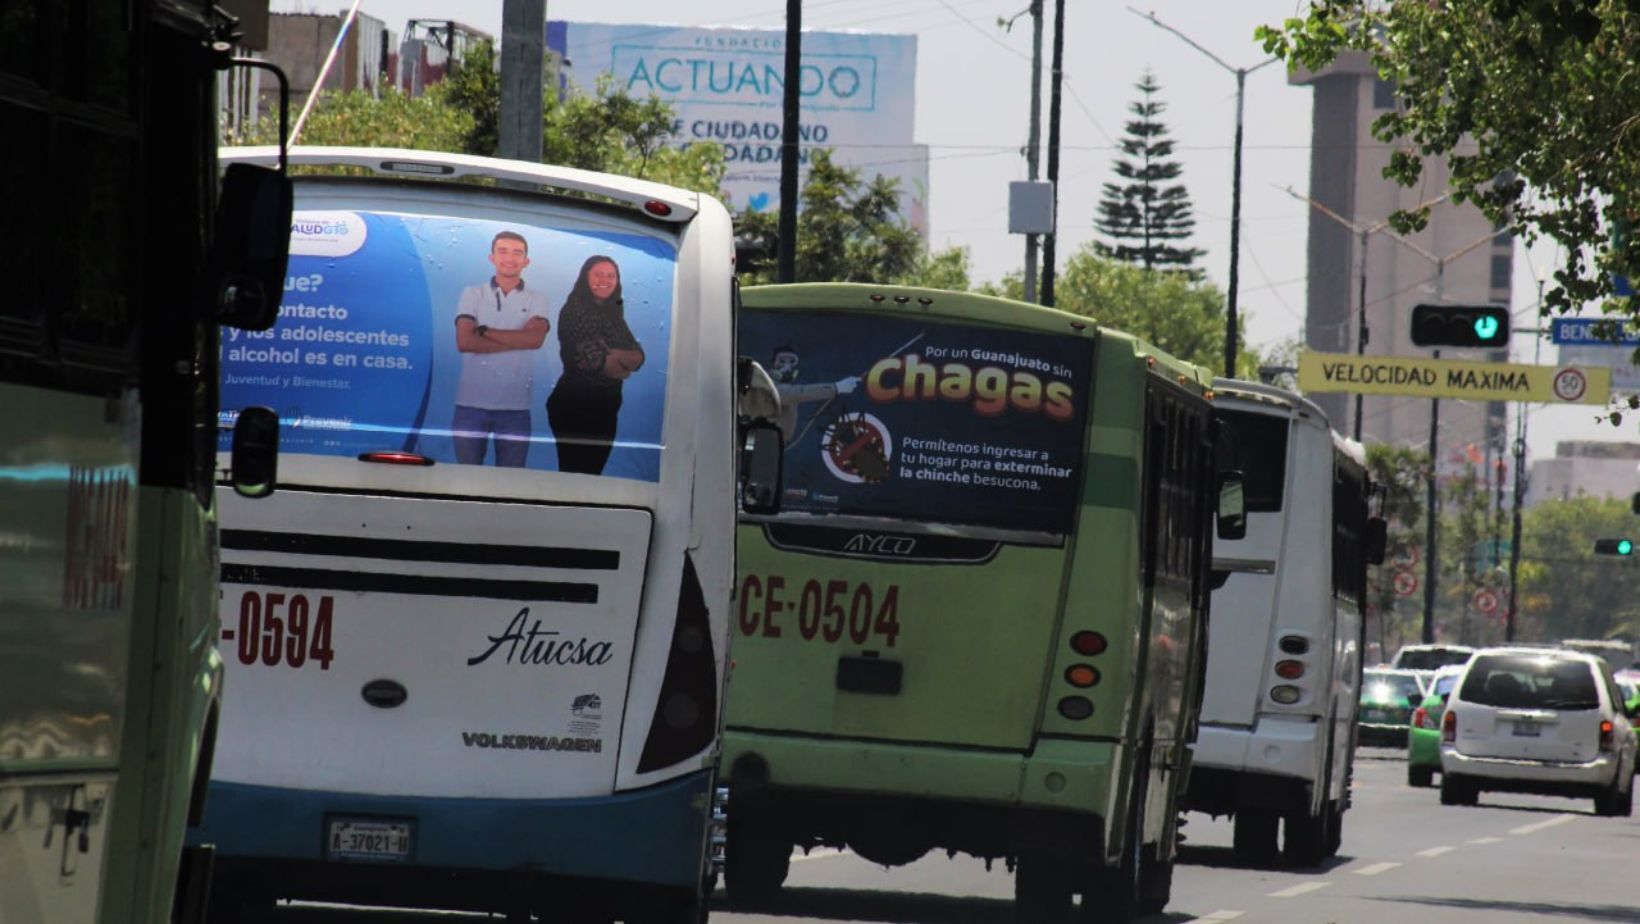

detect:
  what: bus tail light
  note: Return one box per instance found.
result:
[1274,659,1305,680]
[1070,631,1108,657]
[1270,685,1301,705]
[358,451,434,466]
[637,554,718,773]
[1442,709,1457,743]
[1065,665,1100,688]
[1058,696,1094,720]
[1600,719,1615,752]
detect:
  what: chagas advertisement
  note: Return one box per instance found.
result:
[739,311,1094,536]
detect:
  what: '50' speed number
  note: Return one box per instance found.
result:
[738,575,901,646]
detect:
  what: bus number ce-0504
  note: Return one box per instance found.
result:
[223,591,337,670]
[738,576,901,647]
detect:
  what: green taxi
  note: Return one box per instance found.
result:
[1359,668,1426,748]
[1406,665,1466,787]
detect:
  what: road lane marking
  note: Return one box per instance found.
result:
[791,847,850,863]
[1467,836,1502,844]
[1186,912,1246,923]
[1353,861,1401,876]
[1269,882,1331,898]
[1510,814,1575,836]
[1416,846,1455,858]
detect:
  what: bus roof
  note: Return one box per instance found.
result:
[741,282,1212,391]
[1212,377,1363,464]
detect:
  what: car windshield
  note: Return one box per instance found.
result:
[1458,655,1601,710]
[1395,648,1472,671]
[1363,672,1423,703]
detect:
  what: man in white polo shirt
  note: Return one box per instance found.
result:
[452,230,552,466]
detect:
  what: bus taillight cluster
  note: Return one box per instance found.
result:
[1059,631,1108,720]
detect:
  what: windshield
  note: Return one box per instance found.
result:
[1458,655,1601,710]
[739,310,1094,536]
[220,206,677,482]
[1363,672,1423,704]
[1214,409,1288,512]
[1394,648,1473,671]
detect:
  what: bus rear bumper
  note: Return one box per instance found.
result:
[190,769,711,900]
[1183,719,1321,816]
[722,731,1115,861]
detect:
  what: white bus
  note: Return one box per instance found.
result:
[194,147,778,922]
[1182,380,1383,867]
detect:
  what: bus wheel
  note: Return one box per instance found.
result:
[1013,854,1074,923]
[1325,800,1345,858]
[1137,847,1173,915]
[1283,804,1331,867]
[626,887,707,924]
[723,818,790,905]
[1080,740,1149,923]
[1231,809,1278,867]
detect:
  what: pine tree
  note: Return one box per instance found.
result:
[1094,71,1204,275]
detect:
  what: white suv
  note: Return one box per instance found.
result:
[1440,647,1638,815]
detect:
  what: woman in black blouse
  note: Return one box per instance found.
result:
[547,255,644,475]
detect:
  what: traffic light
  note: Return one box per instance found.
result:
[1410,304,1511,347]
[1594,538,1635,556]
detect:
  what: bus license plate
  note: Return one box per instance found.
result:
[326,818,412,862]
[1511,721,1541,738]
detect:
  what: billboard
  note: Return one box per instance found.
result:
[739,310,1094,536]
[220,209,675,481]
[549,22,927,233]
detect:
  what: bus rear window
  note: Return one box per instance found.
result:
[219,207,676,482]
[739,310,1094,536]
[1215,409,1288,512]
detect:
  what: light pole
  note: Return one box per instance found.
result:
[1130,7,1278,377]
[1276,186,1451,440]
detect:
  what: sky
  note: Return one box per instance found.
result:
[270,0,1633,464]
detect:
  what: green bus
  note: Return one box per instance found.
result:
[0,3,288,921]
[723,284,1235,921]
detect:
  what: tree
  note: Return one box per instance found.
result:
[1255,2,1640,332]
[982,244,1260,376]
[234,40,724,196]
[1516,496,1640,643]
[1365,444,1428,658]
[735,150,962,286]
[1094,71,1205,275]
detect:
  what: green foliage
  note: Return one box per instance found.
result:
[982,244,1256,375]
[1255,2,1640,330]
[1094,71,1204,275]
[232,40,723,196]
[1365,443,1430,654]
[1517,495,1640,642]
[735,150,929,286]
[228,86,472,152]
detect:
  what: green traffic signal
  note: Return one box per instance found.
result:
[1411,304,1511,347]
[1594,538,1635,556]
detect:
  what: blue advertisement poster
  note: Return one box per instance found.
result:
[739,311,1093,535]
[220,210,675,481]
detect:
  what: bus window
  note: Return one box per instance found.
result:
[1215,408,1289,513]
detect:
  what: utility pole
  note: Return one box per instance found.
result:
[1130,8,1278,377]
[1040,0,1066,307]
[1023,0,1044,303]
[498,0,545,164]
[1424,346,1441,644]
[1505,278,1545,642]
[778,0,802,283]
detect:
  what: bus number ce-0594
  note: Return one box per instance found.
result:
[738,576,901,647]
[223,590,338,670]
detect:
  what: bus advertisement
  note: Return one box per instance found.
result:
[194,148,765,923]
[722,284,1229,922]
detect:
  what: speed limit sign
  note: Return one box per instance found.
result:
[1392,570,1419,598]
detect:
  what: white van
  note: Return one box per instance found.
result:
[1441,647,1637,814]
[1183,381,1383,867]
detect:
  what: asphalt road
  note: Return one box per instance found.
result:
[222,748,1640,923]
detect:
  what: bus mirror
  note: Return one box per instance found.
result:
[231,406,280,499]
[1216,471,1247,540]
[1366,517,1389,565]
[210,163,292,332]
[740,421,784,515]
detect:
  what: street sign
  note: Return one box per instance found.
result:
[1297,351,1612,404]
[1472,589,1499,615]
[1549,318,1640,346]
[1392,570,1419,598]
